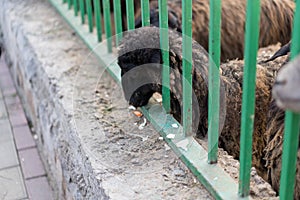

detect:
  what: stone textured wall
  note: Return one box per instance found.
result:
[0,0,108,199]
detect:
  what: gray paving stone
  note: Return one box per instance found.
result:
[4,95,21,106]
[0,166,27,200]
[19,148,45,179]
[6,102,23,116]
[13,125,36,150]
[0,76,14,89]
[0,99,7,119]
[25,176,53,200]
[0,138,19,169]
[9,111,27,127]
[3,87,17,97]
[0,118,13,142]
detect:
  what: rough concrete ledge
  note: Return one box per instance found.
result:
[0,0,108,199]
[0,0,277,199]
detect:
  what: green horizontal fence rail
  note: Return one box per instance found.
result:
[279,0,300,199]
[48,0,300,199]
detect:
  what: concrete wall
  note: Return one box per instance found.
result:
[0,0,108,199]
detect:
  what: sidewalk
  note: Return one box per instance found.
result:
[0,54,54,200]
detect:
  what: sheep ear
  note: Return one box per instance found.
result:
[135,16,142,28]
[168,9,181,32]
[263,41,291,63]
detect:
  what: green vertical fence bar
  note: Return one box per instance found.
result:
[208,0,222,164]
[159,0,170,112]
[182,0,193,136]
[79,0,85,24]
[86,0,93,32]
[113,0,123,46]
[63,0,67,3]
[93,0,102,42]
[141,0,150,26]
[279,1,300,199]
[238,0,261,197]
[73,0,78,16]
[103,0,112,52]
[67,0,72,9]
[126,0,135,30]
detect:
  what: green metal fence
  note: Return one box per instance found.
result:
[49,0,300,199]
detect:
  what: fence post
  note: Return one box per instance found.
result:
[141,0,150,26]
[159,0,170,113]
[126,0,135,30]
[238,0,261,197]
[208,0,222,164]
[67,0,72,9]
[93,0,103,42]
[73,0,78,16]
[103,0,112,52]
[182,0,193,136]
[79,0,85,24]
[113,0,123,46]
[86,0,93,33]
[279,1,300,199]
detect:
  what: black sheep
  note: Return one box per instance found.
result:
[117,27,300,198]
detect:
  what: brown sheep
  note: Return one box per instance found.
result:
[117,27,299,198]
[142,0,294,61]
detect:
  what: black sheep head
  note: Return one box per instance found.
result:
[118,48,163,107]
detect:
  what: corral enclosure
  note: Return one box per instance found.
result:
[0,0,299,199]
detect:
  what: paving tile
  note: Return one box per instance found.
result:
[0,63,9,75]
[0,138,19,169]
[19,148,45,179]
[6,104,22,115]
[25,176,53,200]
[6,102,23,117]
[0,76,14,89]
[13,125,36,150]
[0,118,13,142]
[4,95,21,106]
[0,99,7,119]
[9,111,27,127]
[0,166,27,200]
[3,87,17,97]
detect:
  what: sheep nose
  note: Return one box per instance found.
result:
[274,79,287,86]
